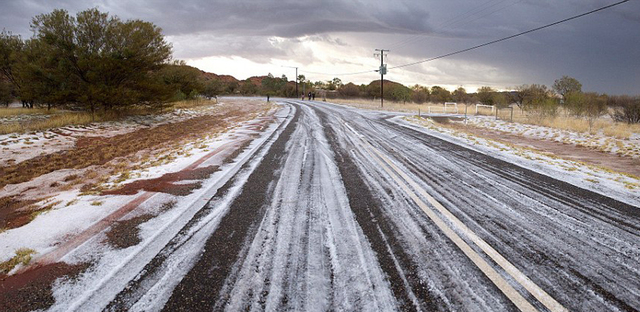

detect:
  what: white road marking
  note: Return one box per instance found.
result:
[346,123,567,312]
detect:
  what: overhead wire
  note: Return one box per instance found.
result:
[387,0,515,51]
[303,0,515,77]
[298,68,376,77]
[295,0,630,78]
[389,0,631,70]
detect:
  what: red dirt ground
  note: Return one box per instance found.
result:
[0,262,90,312]
[102,165,219,196]
[450,123,640,177]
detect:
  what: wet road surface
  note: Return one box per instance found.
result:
[102,101,640,311]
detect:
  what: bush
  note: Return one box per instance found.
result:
[338,82,360,97]
[613,97,640,124]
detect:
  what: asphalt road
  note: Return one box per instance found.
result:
[109,101,640,311]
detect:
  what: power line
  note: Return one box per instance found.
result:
[387,0,517,51]
[389,0,630,70]
[299,68,376,77]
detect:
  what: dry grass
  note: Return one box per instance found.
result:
[0,112,115,135]
[330,99,640,139]
[0,248,36,275]
[0,100,214,135]
[0,107,55,117]
[171,98,218,110]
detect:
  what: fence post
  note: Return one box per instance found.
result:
[465,105,468,124]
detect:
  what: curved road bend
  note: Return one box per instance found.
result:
[111,100,640,312]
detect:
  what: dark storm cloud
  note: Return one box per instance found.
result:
[0,0,638,94]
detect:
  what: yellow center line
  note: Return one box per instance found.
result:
[345,123,567,312]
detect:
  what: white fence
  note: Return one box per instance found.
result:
[428,102,459,114]
[475,104,495,114]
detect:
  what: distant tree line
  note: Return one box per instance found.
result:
[318,75,639,125]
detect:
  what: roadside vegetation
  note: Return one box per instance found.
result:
[327,76,639,139]
[0,8,226,134]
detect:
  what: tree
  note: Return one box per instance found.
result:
[477,86,496,105]
[612,97,640,124]
[224,80,239,94]
[0,31,28,107]
[452,87,468,104]
[240,79,258,95]
[157,62,203,101]
[430,86,451,103]
[326,77,342,91]
[338,82,360,97]
[411,85,429,104]
[0,79,12,106]
[332,77,342,89]
[564,91,585,117]
[202,79,221,100]
[19,8,172,114]
[553,76,582,101]
[520,84,557,120]
[511,85,529,110]
[261,73,287,95]
[389,84,412,103]
[582,92,608,132]
[493,92,509,108]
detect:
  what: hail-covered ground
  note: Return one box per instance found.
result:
[1,99,639,311]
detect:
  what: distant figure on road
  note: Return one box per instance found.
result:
[308,92,311,101]
[301,93,305,100]
[267,95,270,102]
[312,92,315,100]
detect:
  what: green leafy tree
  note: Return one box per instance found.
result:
[477,86,496,105]
[566,91,608,131]
[390,84,412,103]
[202,79,221,100]
[452,87,468,104]
[0,79,12,106]
[582,92,608,132]
[521,84,557,120]
[0,31,28,107]
[553,75,582,101]
[19,8,172,114]
[411,85,429,104]
[241,79,258,95]
[224,80,239,94]
[564,91,585,117]
[430,86,451,103]
[157,62,203,100]
[492,92,509,108]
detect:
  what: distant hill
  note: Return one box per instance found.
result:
[200,71,239,84]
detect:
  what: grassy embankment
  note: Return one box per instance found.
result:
[0,99,217,135]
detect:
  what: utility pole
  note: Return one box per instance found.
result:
[374,49,389,108]
[281,66,298,98]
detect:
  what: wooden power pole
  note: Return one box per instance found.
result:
[375,49,389,108]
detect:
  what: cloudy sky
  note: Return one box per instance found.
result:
[1,0,639,94]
